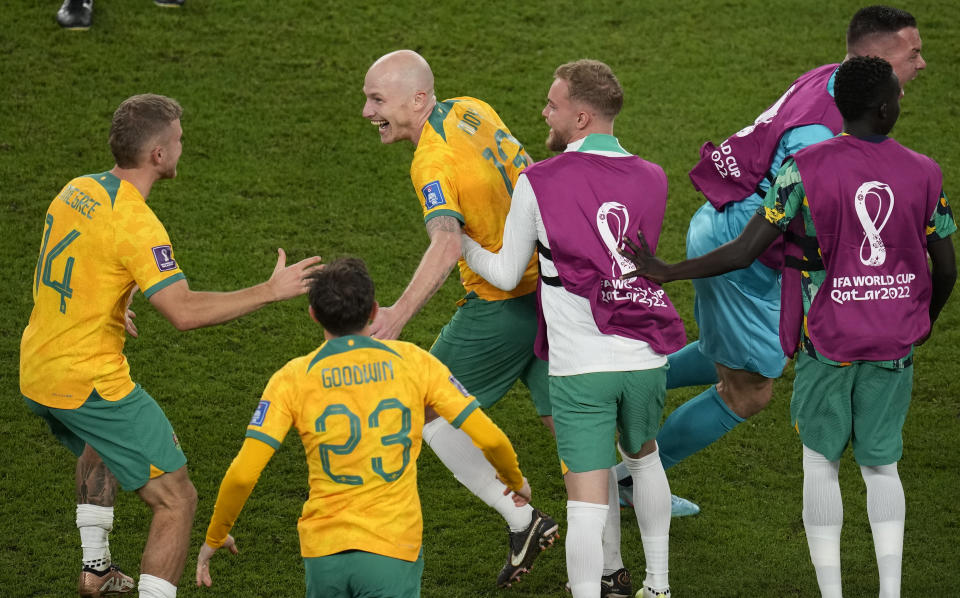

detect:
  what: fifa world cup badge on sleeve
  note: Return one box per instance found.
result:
[250,400,270,426]
[422,181,447,209]
[152,245,178,271]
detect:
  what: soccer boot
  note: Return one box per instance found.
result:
[565,568,633,598]
[618,482,700,518]
[638,586,671,598]
[495,508,559,588]
[56,0,93,29]
[78,564,135,597]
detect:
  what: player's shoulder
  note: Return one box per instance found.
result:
[70,170,128,208]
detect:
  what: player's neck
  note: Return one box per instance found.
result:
[110,165,159,200]
[410,98,437,146]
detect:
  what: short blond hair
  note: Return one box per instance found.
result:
[554,59,623,119]
[109,94,182,168]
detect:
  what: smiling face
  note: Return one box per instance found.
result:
[361,51,435,145]
[542,78,581,152]
[852,26,926,93]
[362,69,418,144]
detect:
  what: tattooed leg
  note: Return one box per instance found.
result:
[76,444,118,572]
[76,444,117,506]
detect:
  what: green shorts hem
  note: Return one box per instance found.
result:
[23,384,186,491]
[551,368,666,472]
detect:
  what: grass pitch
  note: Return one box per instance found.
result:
[2,1,958,596]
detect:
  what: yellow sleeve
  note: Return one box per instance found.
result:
[458,410,524,491]
[204,437,276,548]
[410,147,463,223]
[114,199,185,299]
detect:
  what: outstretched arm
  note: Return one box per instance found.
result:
[196,438,276,587]
[149,249,321,331]
[370,215,462,340]
[620,213,781,284]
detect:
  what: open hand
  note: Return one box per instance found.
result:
[267,249,323,301]
[618,231,670,283]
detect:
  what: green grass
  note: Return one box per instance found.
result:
[2,1,959,596]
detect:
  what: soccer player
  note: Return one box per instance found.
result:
[463,59,683,598]
[195,257,532,598]
[616,5,929,510]
[361,49,557,586]
[620,56,956,598]
[19,94,321,598]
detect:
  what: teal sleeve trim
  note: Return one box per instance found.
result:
[245,429,282,450]
[450,400,480,429]
[142,272,186,299]
[424,209,464,225]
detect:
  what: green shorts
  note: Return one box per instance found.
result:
[23,385,186,491]
[791,352,913,466]
[430,292,550,416]
[304,549,424,598]
[551,367,667,473]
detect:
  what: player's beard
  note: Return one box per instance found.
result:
[545,127,569,152]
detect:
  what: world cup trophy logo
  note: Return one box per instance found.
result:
[854,181,895,267]
[597,201,635,278]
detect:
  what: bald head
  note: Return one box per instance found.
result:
[362,50,437,145]
[366,50,435,98]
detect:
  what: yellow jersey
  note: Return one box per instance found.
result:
[20,172,185,409]
[242,335,522,561]
[411,97,538,300]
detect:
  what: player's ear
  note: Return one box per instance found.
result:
[308,305,319,323]
[368,301,379,323]
[576,110,590,131]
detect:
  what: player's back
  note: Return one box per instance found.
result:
[411,97,538,299]
[261,335,477,561]
[20,172,183,409]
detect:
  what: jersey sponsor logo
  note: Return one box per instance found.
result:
[250,400,270,426]
[449,375,470,397]
[151,245,177,272]
[422,181,446,209]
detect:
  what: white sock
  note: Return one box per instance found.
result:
[861,463,904,598]
[613,460,630,483]
[566,500,608,598]
[76,504,113,571]
[620,446,670,591]
[802,445,843,598]
[138,574,177,598]
[601,467,624,575]
[422,417,533,531]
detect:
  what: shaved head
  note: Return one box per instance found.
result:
[367,50,435,98]
[362,50,438,145]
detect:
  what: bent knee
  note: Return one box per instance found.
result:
[716,371,774,418]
